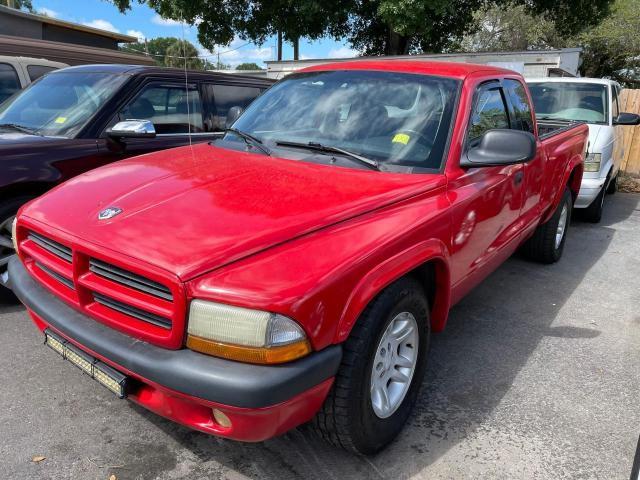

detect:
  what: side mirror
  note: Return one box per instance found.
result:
[106,119,156,139]
[614,112,640,126]
[225,106,243,129]
[461,129,536,168]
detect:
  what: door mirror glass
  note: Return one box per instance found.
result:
[225,106,243,129]
[107,119,156,139]
[461,129,536,168]
[614,112,640,126]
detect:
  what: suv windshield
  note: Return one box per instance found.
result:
[0,71,128,138]
[228,70,459,171]
[528,82,608,124]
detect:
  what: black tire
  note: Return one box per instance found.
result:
[0,197,31,303]
[311,276,430,454]
[582,184,606,223]
[606,172,617,195]
[521,188,572,264]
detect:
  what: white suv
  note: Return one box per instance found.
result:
[527,77,640,222]
[0,55,67,104]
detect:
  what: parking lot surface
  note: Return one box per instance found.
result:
[1,193,639,480]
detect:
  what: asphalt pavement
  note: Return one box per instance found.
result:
[1,193,639,480]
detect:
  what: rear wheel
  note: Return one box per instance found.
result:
[521,188,572,264]
[0,197,31,303]
[311,277,430,454]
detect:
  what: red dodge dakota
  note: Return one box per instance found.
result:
[9,61,588,454]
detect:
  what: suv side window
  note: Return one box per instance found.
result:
[504,79,534,133]
[27,65,57,82]
[205,84,262,131]
[0,63,21,103]
[120,83,204,134]
[612,85,620,121]
[468,84,510,141]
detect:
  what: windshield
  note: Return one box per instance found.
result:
[229,70,460,171]
[528,82,608,124]
[0,72,128,138]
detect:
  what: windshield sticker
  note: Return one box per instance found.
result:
[54,117,67,124]
[392,133,410,145]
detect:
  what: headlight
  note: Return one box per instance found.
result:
[186,300,311,364]
[584,153,601,172]
[11,217,18,253]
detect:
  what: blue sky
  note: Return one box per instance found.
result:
[32,0,358,67]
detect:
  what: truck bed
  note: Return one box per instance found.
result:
[537,118,585,140]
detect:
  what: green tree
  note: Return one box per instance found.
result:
[109,0,613,56]
[0,0,33,11]
[236,62,262,70]
[164,39,204,69]
[121,37,208,69]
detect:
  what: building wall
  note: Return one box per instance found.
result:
[0,13,42,40]
[42,24,117,50]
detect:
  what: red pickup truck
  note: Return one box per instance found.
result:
[9,61,587,454]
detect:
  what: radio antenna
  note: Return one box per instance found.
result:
[180,12,192,148]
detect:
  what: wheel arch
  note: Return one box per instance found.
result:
[334,239,452,344]
[0,182,52,206]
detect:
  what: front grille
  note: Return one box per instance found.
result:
[93,293,172,329]
[35,262,75,290]
[89,259,173,301]
[28,232,72,262]
[19,227,183,347]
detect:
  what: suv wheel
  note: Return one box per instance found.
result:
[311,277,430,454]
[582,184,606,223]
[0,197,31,303]
[521,188,572,264]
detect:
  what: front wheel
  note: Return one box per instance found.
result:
[521,188,572,264]
[582,184,606,223]
[0,197,31,303]
[311,277,430,454]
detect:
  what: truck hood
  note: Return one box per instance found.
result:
[0,131,69,148]
[586,123,612,153]
[23,143,444,280]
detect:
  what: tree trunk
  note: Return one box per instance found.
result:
[277,31,282,61]
[293,37,299,61]
[385,28,410,56]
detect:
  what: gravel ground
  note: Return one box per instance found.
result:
[1,193,639,480]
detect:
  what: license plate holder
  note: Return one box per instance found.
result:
[44,329,128,398]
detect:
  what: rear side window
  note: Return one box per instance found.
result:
[120,84,204,134]
[0,63,20,104]
[206,84,262,131]
[468,86,509,141]
[504,79,534,133]
[27,65,57,82]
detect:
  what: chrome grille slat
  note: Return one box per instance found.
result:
[28,232,72,262]
[35,261,75,290]
[89,259,173,301]
[93,292,172,329]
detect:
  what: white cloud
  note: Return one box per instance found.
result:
[82,19,119,33]
[37,7,58,18]
[126,29,146,42]
[328,46,358,59]
[151,14,182,26]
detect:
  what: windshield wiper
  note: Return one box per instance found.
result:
[0,123,38,135]
[225,128,271,156]
[275,140,380,171]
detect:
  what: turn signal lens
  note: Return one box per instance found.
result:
[11,217,18,253]
[186,300,311,364]
[584,153,601,172]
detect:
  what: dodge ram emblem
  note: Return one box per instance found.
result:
[98,207,123,220]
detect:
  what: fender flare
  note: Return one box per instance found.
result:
[543,155,583,223]
[333,238,452,343]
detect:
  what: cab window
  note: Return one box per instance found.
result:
[504,79,534,133]
[120,83,204,134]
[468,85,509,142]
[0,63,20,104]
[204,84,262,131]
[27,65,57,82]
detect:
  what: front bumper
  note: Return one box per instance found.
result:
[575,176,608,209]
[9,257,341,441]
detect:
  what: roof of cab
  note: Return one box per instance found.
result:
[50,64,274,83]
[299,60,518,79]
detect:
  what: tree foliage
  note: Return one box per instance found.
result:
[236,62,263,70]
[121,37,211,70]
[164,39,204,69]
[0,0,33,11]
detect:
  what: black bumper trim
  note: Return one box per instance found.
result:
[8,257,342,409]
